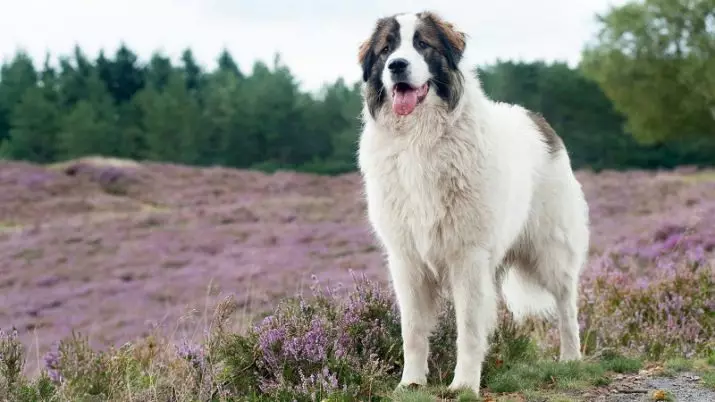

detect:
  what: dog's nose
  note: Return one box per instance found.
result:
[388,58,409,74]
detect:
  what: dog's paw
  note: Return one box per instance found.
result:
[559,350,582,362]
[395,382,425,392]
[447,380,480,396]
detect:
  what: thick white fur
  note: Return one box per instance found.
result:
[357,13,590,395]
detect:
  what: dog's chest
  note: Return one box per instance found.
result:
[364,141,452,258]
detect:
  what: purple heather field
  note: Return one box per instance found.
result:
[1,157,714,374]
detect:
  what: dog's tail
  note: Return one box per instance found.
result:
[499,268,557,322]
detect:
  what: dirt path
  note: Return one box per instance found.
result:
[595,371,715,401]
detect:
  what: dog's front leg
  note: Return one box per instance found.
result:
[447,248,497,396]
[387,253,439,389]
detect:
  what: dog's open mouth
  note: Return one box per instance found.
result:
[392,82,429,116]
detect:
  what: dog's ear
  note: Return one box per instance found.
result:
[358,38,376,82]
[359,17,392,82]
[422,11,466,70]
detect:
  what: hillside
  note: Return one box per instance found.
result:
[1,157,714,377]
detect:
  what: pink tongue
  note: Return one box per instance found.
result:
[392,89,418,115]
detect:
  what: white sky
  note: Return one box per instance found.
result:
[0,0,628,92]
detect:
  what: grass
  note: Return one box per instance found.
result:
[387,354,642,401]
[663,357,694,375]
[693,350,715,390]
[3,271,709,402]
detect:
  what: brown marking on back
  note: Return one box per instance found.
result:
[417,11,466,55]
[527,110,563,156]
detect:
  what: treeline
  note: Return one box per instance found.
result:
[0,48,362,174]
[0,0,713,175]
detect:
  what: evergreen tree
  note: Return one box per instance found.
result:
[180,49,203,93]
[107,44,146,104]
[137,70,201,164]
[217,49,242,78]
[146,52,173,91]
[3,86,59,162]
[58,71,120,159]
[0,51,38,144]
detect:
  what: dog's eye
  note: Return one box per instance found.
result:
[381,46,390,54]
[418,40,428,49]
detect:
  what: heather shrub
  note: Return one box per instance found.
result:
[215,273,402,401]
[36,331,217,401]
[578,252,714,360]
[214,272,537,401]
[0,328,57,402]
[4,260,712,401]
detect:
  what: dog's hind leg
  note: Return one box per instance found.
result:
[531,238,585,361]
[388,252,440,388]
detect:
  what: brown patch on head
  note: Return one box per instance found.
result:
[357,39,371,66]
[357,16,400,117]
[357,17,400,81]
[417,12,466,57]
[527,110,563,156]
[414,11,467,110]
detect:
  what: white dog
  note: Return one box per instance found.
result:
[355,11,590,395]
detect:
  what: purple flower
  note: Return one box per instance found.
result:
[43,342,62,383]
[175,340,205,369]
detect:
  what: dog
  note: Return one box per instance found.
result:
[355,11,590,396]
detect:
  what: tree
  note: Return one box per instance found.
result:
[0,51,38,143]
[580,0,715,144]
[217,49,242,78]
[56,46,95,109]
[240,57,312,167]
[106,44,146,104]
[136,70,202,164]
[57,71,120,159]
[145,52,173,91]
[3,86,59,162]
[181,49,203,94]
[200,70,259,167]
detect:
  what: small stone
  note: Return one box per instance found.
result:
[652,389,667,400]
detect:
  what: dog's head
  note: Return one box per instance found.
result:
[358,11,467,119]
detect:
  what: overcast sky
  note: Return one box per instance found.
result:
[0,0,628,92]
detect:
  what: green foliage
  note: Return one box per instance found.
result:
[136,71,203,164]
[664,357,695,375]
[4,86,59,163]
[58,71,121,159]
[0,51,37,144]
[702,371,715,389]
[580,0,715,144]
[599,352,643,374]
[478,60,715,170]
[0,31,713,171]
